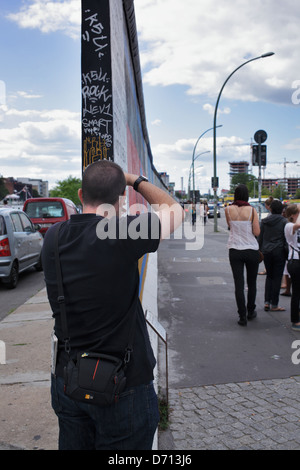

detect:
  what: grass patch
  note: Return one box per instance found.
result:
[158,395,169,431]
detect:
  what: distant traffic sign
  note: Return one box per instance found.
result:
[254,130,267,144]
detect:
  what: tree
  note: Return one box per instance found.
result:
[230,173,271,198]
[230,173,253,192]
[50,176,81,206]
[271,183,287,200]
[0,176,8,200]
[230,173,261,196]
[294,188,300,199]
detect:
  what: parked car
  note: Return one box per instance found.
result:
[249,199,270,219]
[0,207,43,288]
[207,204,221,218]
[23,197,78,236]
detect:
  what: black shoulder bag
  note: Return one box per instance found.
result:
[54,223,137,406]
[287,244,300,273]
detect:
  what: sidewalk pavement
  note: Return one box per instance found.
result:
[157,219,300,450]
[0,219,300,450]
[0,288,58,450]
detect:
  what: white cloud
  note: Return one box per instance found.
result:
[7,0,299,106]
[135,0,300,105]
[151,133,252,192]
[10,91,43,100]
[203,103,231,116]
[0,81,6,106]
[7,0,81,39]
[151,119,162,126]
[283,139,300,151]
[0,105,81,186]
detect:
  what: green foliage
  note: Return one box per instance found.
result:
[0,176,8,200]
[49,176,81,206]
[230,173,254,191]
[158,395,169,431]
[271,184,287,200]
[231,173,259,197]
[293,187,300,199]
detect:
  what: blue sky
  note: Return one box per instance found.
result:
[0,0,300,195]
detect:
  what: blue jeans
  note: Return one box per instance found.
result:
[51,375,159,450]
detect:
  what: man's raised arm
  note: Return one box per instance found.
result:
[125,173,184,240]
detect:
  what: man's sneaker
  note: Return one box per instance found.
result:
[291,323,300,332]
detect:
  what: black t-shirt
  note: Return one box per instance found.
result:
[42,212,160,387]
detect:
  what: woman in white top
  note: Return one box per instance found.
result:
[225,185,260,326]
[284,204,300,332]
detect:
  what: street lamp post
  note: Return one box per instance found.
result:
[188,151,210,196]
[212,52,275,232]
[191,126,223,203]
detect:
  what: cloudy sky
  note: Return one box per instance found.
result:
[1,0,300,194]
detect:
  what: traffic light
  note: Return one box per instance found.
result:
[252,145,267,166]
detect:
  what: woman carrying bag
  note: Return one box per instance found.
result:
[284,204,300,332]
[225,184,260,327]
[258,199,287,312]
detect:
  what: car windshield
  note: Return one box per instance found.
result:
[25,201,65,218]
[249,202,269,213]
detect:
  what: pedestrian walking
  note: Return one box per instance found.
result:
[258,199,287,312]
[225,184,260,326]
[258,196,273,275]
[284,204,300,332]
[191,202,196,226]
[42,160,183,450]
[280,203,292,296]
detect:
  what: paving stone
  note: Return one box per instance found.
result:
[162,377,300,450]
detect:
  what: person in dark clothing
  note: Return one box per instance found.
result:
[42,160,184,450]
[259,199,287,312]
[284,204,300,331]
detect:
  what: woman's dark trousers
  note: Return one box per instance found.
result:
[229,249,259,319]
[287,259,300,324]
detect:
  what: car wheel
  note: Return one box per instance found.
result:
[4,261,19,289]
[34,255,43,272]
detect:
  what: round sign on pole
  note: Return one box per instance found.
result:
[254,130,267,144]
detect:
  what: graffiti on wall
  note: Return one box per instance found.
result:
[81,0,165,301]
[81,0,113,170]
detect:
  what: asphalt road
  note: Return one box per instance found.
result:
[0,268,45,321]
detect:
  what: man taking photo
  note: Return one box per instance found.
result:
[42,159,183,450]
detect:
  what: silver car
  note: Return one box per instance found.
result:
[0,207,43,288]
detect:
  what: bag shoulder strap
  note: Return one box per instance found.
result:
[54,222,70,354]
[289,243,300,258]
[53,222,138,364]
